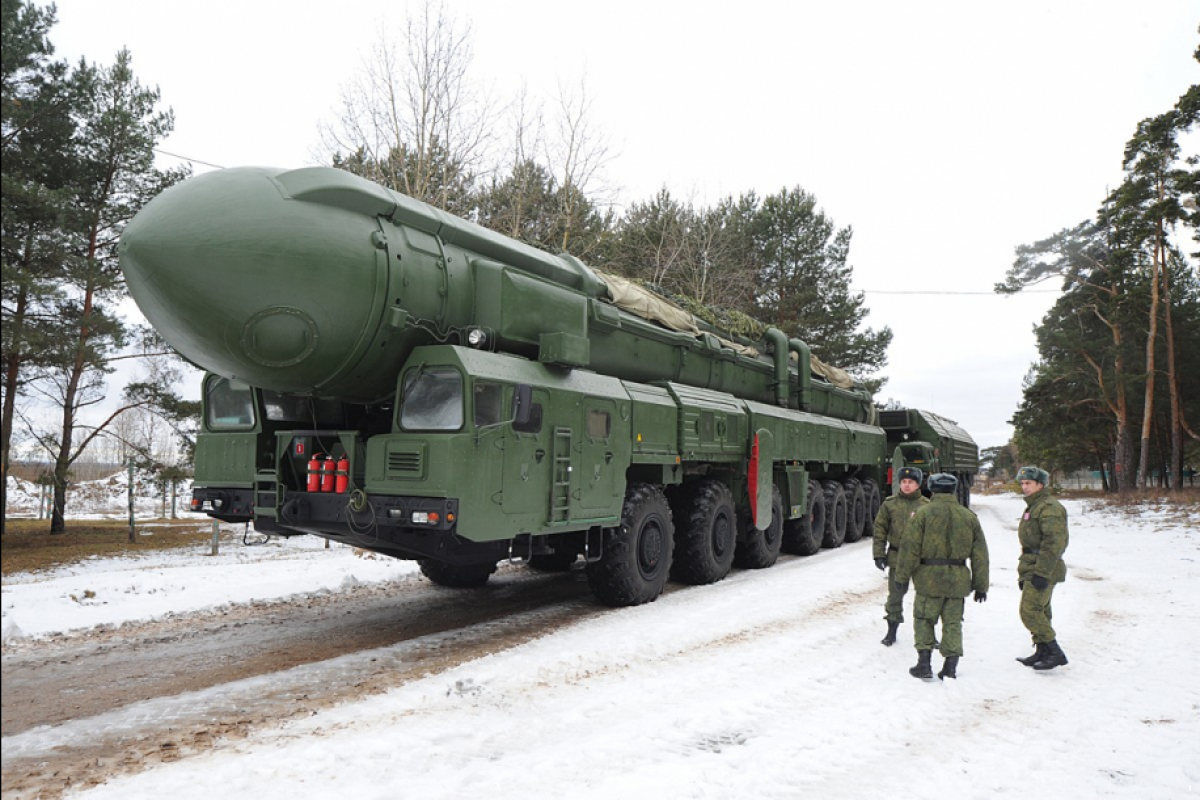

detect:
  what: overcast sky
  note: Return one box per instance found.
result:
[46,0,1198,450]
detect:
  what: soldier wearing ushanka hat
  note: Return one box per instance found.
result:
[872,466,928,647]
[1014,466,1070,671]
[894,473,989,680]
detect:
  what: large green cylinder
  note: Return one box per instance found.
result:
[122,166,873,420]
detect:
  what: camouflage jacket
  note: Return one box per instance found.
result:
[872,490,928,565]
[1018,488,1069,584]
[895,494,989,598]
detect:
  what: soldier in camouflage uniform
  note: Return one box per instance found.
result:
[872,466,928,646]
[1014,466,1070,671]
[894,473,989,680]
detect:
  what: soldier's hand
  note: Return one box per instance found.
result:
[974,590,987,603]
[1018,581,1024,590]
[1031,574,1049,591]
[874,558,886,571]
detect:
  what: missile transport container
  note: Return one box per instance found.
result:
[120,166,977,606]
[879,409,979,505]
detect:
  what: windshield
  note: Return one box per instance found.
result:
[399,368,463,431]
[206,376,255,430]
[262,391,343,426]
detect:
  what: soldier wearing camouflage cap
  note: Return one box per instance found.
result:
[894,473,989,680]
[872,466,929,646]
[1014,466,1070,671]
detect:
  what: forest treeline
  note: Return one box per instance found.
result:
[994,39,1200,491]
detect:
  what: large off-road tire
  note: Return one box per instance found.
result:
[418,558,498,588]
[958,475,972,509]
[782,478,825,556]
[669,479,737,585]
[821,479,848,549]
[734,485,784,569]
[842,478,866,543]
[586,483,675,606]
[862,478,882,537]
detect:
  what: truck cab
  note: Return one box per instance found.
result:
[889,442,939,495]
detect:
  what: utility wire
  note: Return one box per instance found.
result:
[153,148,224,170]
[860,289,1058,295]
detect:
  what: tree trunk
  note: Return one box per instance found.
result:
[50,235,102,532]
[1136,261,1160,489]
[1,259,33,537]
[1158,257,1185,490]
[1111,331,1134,492]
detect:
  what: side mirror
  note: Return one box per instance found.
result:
[512,384,533,426]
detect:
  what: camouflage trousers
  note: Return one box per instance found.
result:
[885,565,909,623]
[1019,581,1057,644]
[913,594,965,657]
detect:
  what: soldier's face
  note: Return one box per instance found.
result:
[1019,479,1041,496]
[900,478,919,494]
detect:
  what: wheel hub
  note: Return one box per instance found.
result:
[638,521,664,575]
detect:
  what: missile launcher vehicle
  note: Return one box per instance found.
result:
[121,166,977,605]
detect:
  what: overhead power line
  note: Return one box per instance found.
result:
[153,148,225,170]
[860,289,1058,296]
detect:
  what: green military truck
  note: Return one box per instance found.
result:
[879,408,979,506]
[120,166,977,607]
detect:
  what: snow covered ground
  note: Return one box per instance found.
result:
[3,492,1198,799]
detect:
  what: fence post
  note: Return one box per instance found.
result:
[211,519,220,556]
[127,460,136,544]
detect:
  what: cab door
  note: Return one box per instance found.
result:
[502,387,551,525]
[577,397,622,516]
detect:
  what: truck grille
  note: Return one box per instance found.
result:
[388,450,423,475]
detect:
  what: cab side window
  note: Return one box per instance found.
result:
[474,381,504,427]
[586,408,611,439]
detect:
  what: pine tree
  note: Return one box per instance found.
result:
[0,0,86,534]
[747,187,892,388]
[37,48,187,532]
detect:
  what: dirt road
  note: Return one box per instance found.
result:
[1,565,604,799]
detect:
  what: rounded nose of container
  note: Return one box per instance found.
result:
[120,167,389,395]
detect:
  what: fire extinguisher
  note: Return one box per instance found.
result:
[335,456,350,494]
[307,455,323,493]
[320,456,336,493]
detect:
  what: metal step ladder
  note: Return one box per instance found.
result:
[253,470,279,520]
[551,427,573,524]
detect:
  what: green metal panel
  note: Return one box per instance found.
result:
[783,464,809,519]
[665,382,745,461]
[577,396,623,513]
[624,382,680,462]
[538,332,590,367]
[752,428,774,529]
[193,433,257,487]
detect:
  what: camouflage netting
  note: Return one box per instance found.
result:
[592,269,855,389]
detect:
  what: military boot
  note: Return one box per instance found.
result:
[938,656,959,680]
[909,650,933,680]
[1016,643,1046,667]
[1032,640,1069,671]
[881,621,900,647]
